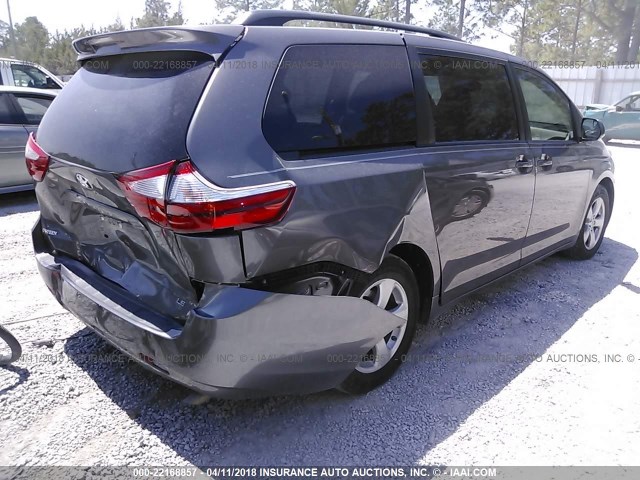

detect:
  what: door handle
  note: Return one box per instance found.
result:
[515,154,533,173]
[538,153,553,169]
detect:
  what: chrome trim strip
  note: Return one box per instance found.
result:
[227,145,528,178]
[229,167,287,179]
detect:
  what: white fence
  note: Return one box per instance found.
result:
[542,66,640,107]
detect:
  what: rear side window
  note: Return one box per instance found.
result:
[14,95,53,124]
[263,45,416,158]
[36,51,214,173]
[515,69,573,141]
[421,55,519,142]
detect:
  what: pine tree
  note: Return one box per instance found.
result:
[429,0,488,41]
[214,0,284,23]
[135,0,184,28]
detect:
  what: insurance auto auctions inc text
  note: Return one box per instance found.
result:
[205,466,497,478]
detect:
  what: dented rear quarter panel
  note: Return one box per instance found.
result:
[186,27,442,290]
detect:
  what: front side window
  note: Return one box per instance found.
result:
[615,94,640,111]
[263,45,416,158]
[14,95,53,124]
[421,55,519,142]
[11,64,59,89]
[516,69,574,141]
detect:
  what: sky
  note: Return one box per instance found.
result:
[2,0,514,53]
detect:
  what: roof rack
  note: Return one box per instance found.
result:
[234,10,463,41]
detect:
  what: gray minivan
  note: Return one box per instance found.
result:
[30,10,614,398]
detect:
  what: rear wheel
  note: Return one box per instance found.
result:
[339,255,418,394]
[564,185,610,260]
[0,325,22,366]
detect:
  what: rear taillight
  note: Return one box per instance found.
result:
[117,160,296,233]
[117,161,174,226]
[25,133,50,182]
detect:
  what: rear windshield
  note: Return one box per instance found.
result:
[37,51,214,173]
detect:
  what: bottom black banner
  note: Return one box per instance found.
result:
[1,466,639,480]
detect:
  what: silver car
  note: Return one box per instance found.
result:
[0,86,57,194]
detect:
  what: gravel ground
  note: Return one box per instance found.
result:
[0,145,639,467]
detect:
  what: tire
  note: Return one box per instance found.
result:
[0,325,22,366]
[564,184,610,260]
[339,255,419,395]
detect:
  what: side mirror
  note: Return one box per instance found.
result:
[45,77,60,89]
[616,105,624,112]
[582,118,605,141]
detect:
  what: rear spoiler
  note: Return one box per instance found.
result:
[72,25,245,61]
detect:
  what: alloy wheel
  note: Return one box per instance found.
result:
[356,278,409,374]
[583,196,606,250]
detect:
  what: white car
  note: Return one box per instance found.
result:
[0,58,64,90]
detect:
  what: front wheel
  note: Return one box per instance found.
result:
[564,184,610,260]
[339,255,419,394]
[0,325,22,366]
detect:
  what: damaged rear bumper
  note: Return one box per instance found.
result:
[35,251,402,399]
